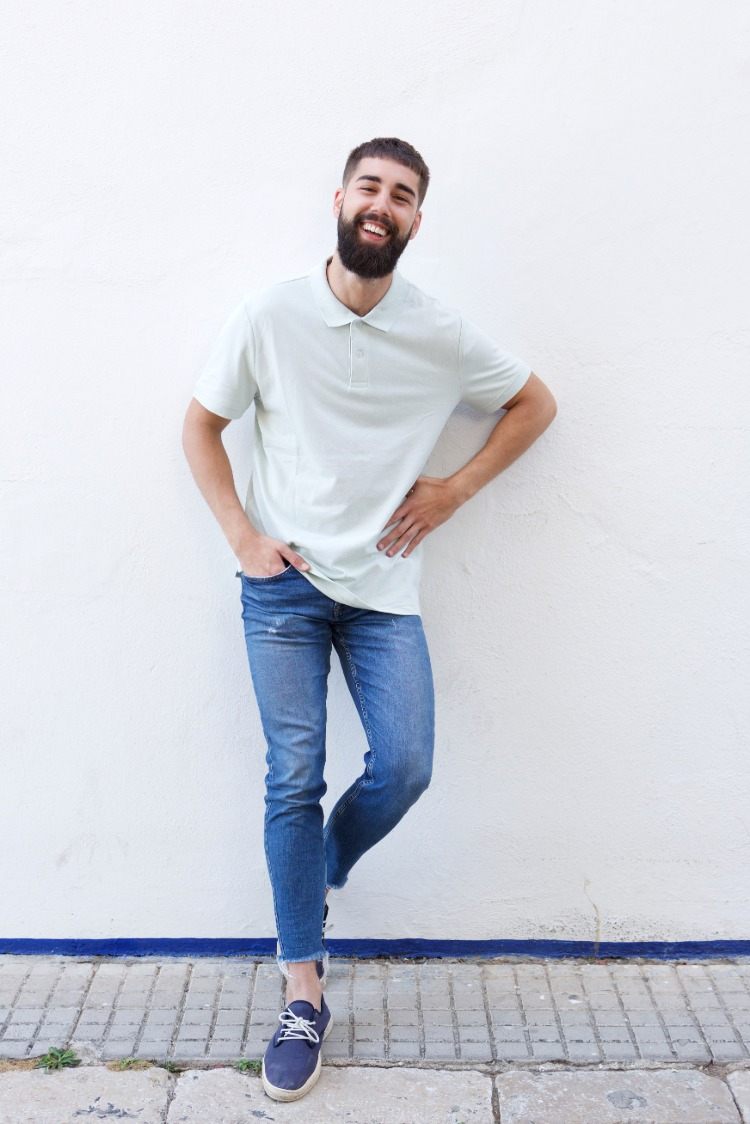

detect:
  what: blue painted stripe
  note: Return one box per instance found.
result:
[1,938,749,960]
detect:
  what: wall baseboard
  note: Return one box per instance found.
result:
[1,938,749,960]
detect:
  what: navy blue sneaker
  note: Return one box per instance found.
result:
[262,997,333,1101]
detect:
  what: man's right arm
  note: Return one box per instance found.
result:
[181,399,309,575]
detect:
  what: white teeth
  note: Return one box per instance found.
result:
[362,222,388,236]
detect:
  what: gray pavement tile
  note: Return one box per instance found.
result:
[167,1065,492,1121]
[601,1045,640,1062]
[496,1043,533,1060]
[423,1042,458,1060]
[351,1043,386,1059]
[726,1069,750,1122]
[0,1043,32,1058]
[669,1043,712,1063]
[0,1066,174,1123]
[495,1068,741,1123]
[99,1041,139,1060]
[141,1010,177,1026]
[566,1043,602,1061]
[387,1042,421,1060]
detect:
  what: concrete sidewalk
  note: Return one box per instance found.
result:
[1,953,750,1120]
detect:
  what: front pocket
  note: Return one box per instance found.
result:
[239,563,294,582]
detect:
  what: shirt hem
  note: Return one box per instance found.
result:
[299,570,421,616]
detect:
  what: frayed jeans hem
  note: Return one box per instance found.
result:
[276,945,330,988]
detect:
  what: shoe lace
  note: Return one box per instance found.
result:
[277,1008,321,1044]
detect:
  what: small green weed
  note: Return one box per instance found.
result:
[235,1057,262,1074]
[34,1047,81,1072]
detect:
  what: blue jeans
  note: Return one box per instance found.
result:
[237,564,435,980]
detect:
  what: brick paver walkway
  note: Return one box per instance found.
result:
[2,955,750,1067]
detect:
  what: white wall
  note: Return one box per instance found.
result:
[3,0,749,945]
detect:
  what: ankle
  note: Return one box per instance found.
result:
[284,961,323,1009]
[286,983,323,1010]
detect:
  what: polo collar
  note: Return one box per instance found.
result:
[309,257,409,332]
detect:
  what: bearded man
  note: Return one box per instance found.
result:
[182,136,557,1102]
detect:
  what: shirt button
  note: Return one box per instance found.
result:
[355,349,364,358]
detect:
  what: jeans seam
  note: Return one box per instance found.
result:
[324,629,375,842]
[263,758,286,963]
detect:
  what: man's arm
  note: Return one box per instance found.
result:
[377,372,557,558]
[181,399,310,575]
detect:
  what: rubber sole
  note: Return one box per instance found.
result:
[261,1014,334,1102]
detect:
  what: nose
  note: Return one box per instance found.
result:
[369,189,393,219]
[367,198,395,230]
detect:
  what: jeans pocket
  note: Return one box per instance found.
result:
[236,564,294,583]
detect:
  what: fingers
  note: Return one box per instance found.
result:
[385,525,424,558]
[382,481,419,527]
[382,503,408,529]
[281,548,310,571]
[378,517,420,557]
[401,527,428,557]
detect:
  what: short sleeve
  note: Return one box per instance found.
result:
[192,299,257,420]
[458,316,532,414]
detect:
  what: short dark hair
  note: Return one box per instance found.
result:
[342,137,430,207]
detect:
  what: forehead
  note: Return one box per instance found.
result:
[347,156,420,195]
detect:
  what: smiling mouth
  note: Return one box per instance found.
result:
[359,220,390,240]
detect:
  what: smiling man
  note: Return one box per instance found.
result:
[182,137,556,1101]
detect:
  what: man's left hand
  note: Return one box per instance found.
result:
[377,475,461,558]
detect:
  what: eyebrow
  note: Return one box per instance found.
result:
[354,174,417,200]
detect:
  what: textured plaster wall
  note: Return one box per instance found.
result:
[2,1,749,944]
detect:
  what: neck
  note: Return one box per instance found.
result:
[325,252,393,317]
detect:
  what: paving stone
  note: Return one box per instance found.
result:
[601,1044,640,1062]
[495,1069,741,1123]
[167,1064,491,1121]
[668,1038,712,1063]
[99,1039,139,1060]
[726,1069,750,1121]
[0,1042,31,1059]
[493,1036,527,1056]
[351,1041,386,1059]
[137,1040,173,1056]
[387,1041,421,1060]
[75,1011,109,1026]
[0,1066,173,1123]
[423,1042,457,1060]
[142,1010,178,1026]
[529,1041,566,1061]
[456,1041,492,1061]
[40,1008,79,1025]
[1,1024,37,1038]
[388,1010,418,1025]
[215,1007,245,1022]
[566,1042,602,1061]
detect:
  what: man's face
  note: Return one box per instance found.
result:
[333,157,423,279]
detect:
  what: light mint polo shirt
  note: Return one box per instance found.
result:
[193,259,532,615]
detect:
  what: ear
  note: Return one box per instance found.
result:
[333,187,345,218]
[408,210,423,241]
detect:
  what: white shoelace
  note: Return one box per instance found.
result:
[277,1008,321,1044]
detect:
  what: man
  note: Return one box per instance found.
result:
[182,137,556,1102]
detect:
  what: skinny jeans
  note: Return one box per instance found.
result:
[237,563,435,978]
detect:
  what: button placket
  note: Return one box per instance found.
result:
[348,321,369,388]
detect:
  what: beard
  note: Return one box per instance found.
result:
[336,211,413,278]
